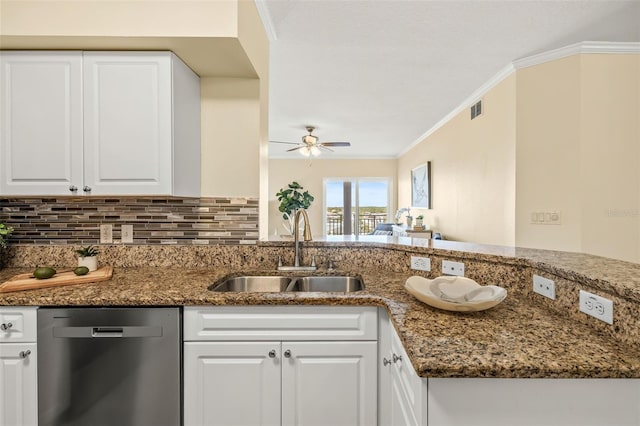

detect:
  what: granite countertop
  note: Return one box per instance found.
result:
[1,266,639,379]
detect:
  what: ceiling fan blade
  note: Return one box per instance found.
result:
[320,142,351,147]
[318,145,334,152]
[270,140,300,145]
[286,146,306,152]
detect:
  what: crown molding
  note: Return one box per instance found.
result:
[254,0,277,41]
[398,41,640,158]
[398,63,516,157]
[513,41,640,69]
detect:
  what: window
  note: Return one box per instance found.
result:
[324,178,392,235]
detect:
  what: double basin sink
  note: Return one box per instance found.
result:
[210,275,364,293]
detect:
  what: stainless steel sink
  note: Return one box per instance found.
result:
[289,276,365,292]
[209,275,364,293]
[210,276,292,292]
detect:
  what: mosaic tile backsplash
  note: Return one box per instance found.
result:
[0,197,259,245]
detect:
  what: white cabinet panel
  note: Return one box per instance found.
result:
[0,343,37,426]
[281,341,377,426]
[0,51,83,195]
[83,52,172,195]
[184,306,378,341]
[0,307,37,343]
[428,378,640,426]
[184,341,281,426]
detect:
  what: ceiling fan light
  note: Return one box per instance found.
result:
[310,146,321,156]
[299,146,311,157]
[303,135,318,144]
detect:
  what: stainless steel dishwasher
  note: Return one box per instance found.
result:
[37,307,181,426]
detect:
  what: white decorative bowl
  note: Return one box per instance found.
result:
[404,275,507,312]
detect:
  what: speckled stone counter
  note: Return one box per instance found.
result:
[1,264,639,379]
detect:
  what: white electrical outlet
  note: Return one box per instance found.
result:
[442,260,464,276]
[121,225,134,244]
[533,274,556,300]
[410,256,431,271]
[100,224,113,244]
[579,290,613,325]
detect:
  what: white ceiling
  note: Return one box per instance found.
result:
[260,0,640,159]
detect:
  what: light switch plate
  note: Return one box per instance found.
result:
[533,274,555,300]
[442,260,464,276]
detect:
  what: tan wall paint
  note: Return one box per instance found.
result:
[579,54,639,262]
[269,159,397,238]
[515,56,583,252]
[0,0,238,37]
[515,54,640,262]
[201,78,261,197]
[397,75,517,246]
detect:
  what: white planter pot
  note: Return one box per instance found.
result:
[78,256,98,272]
[415,219,423,227]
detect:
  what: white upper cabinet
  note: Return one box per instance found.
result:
[0,51,200,196]
[0,52,83,195]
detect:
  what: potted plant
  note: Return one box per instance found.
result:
[75,245,99,271]
[415,215,424,228]
[276,181,314,236]
[0,223,14,249]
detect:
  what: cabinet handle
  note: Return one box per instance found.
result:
[383,357,392,366]
[69,185,78,192]
[268,350,276,358]
[0,322,12,331]
[19,350,31,359]
[392,353,403,363]
[284,349,292,358]
[83,186,92,193]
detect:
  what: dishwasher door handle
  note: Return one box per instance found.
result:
[53,326,163,338]
[92,327,124,337]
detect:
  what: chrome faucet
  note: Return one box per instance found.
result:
[278,209,317,271]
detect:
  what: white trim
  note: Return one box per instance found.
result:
[398,41,640,158]
[513,41,640,69]
[254,0,277,41]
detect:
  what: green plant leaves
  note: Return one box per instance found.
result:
[276,181,314,219]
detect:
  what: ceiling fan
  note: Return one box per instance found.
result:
[270,126,351,157]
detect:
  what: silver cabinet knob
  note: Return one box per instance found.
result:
[83,186,92,192]
[383,357,392,366]
[284,349,292,358]
[0,322,12,331]
[69,185,78,192]
[19,350,31,359]
[392,353,403,363]
[268,350,276,358]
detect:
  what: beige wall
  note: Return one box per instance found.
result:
[268,159,397,238]
[515,56,583,252]
[201,78,261,197]
[397,75,517,246]
[515,54,640,262]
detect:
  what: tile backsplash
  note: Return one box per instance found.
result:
[0,196,259,245]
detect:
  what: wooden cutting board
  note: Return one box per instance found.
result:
[0,266,113,293]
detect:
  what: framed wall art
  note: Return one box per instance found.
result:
[411,162,431,209]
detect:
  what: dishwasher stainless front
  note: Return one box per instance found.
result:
[37,307,181,426]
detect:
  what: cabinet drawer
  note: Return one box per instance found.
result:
[0,307,37,343]
[184,306,378,341]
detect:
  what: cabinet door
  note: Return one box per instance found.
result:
[0,343,37,426]
[83,52,172,195]
[281,341,377,426]
[184,341,281,426]
[390,362,420,426]
[0,51,83,195]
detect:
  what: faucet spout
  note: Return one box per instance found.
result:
[293,209,312,267]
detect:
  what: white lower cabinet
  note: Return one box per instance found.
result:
[378,308,427,426]
[1,307,38,426]
[183,306,378,426]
